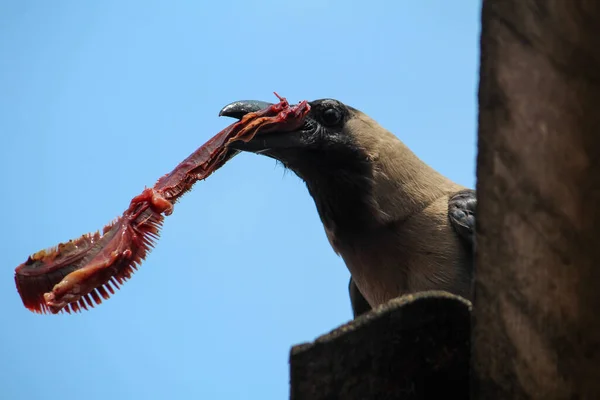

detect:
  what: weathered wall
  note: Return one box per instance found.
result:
[472,1,600,398]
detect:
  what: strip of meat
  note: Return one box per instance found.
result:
[14,93,310,314]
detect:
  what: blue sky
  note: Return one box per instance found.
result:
[1,1,480,399]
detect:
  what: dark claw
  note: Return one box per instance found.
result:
[218,100,273,120]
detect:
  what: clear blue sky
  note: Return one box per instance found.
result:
[1,1,480,399]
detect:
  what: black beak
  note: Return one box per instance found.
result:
[218,100,273,120]
[218,99,310,155]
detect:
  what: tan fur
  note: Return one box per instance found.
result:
[328,111,471,308]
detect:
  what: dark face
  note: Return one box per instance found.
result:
[221,98,374,231]
[224,99,367,179]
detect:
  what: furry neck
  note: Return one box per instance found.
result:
[292,133,454,236]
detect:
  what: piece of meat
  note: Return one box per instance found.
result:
[14,93,310,315]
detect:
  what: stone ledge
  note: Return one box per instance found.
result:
[289,291,472,400]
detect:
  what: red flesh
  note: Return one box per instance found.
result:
[14,93,310,314]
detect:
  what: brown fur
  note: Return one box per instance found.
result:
[326,111,472,308]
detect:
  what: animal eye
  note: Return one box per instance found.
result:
[321,107,342,127]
